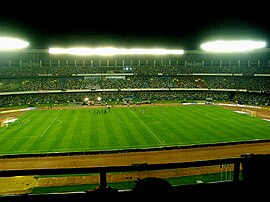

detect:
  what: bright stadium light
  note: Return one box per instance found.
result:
[48,48,67,54]
[200,40,266,53]
[49,47,184,56]
[0,37,29,50]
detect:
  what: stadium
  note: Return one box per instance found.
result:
[1,41,270,200]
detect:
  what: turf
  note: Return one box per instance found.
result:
[30,172,235,194]
[0,105,270,155]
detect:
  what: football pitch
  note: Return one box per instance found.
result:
[1,105,270,155]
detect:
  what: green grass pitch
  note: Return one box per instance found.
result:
[1,105,270,155]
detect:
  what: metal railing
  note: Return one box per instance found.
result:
[0,157,243,190]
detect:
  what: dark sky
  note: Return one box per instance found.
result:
[0,2,269,50]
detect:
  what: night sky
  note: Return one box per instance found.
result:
[0,2,269,50]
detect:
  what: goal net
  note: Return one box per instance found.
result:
[242,108,257,117]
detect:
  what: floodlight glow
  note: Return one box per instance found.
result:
[0,37,29,50]
[201,40,266,52]
[69,47,121,55]
[49,47,184,56]
[48,48,67,54]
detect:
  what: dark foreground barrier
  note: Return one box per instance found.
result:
[1,154,270,200]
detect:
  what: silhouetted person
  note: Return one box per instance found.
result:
[241,154,270,193]
[131,177,174,193]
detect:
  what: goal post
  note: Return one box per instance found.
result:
[242,108,257,117]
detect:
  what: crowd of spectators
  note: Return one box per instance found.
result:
[0,76,269,93]
[0,91,268,107]
[0,59,269,107]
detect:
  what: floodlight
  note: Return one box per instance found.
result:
[200,40,266,52]
[48,48,66,54]
[49,47,184,56]
[0,37,29,50]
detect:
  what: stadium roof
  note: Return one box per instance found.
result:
[0,3,269,51]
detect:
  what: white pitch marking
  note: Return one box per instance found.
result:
[40,115,59,137]
[128,108,163,144]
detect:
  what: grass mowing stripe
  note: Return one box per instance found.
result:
[1,111,54,154]
[46,110,70,151]
[124,107,163,148]
[183,106,247,143]
[115,108,140,148]
[67,111,80,149]
[186,106,228,143]
[40,114,59,137]
[79,110,92,149]
[97,111,110,149]
[175,106,211,144]
[24,112,60,153]
[101,110,120,149]
[89,110,100,149]
[1,105,270,155]
[69,110,86,150]
[204,106,270,140]
[42,110,78,153]
[106,110,130,148]
[206,107,250,140]
[128,107,163,145]
[155,107,192,145]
